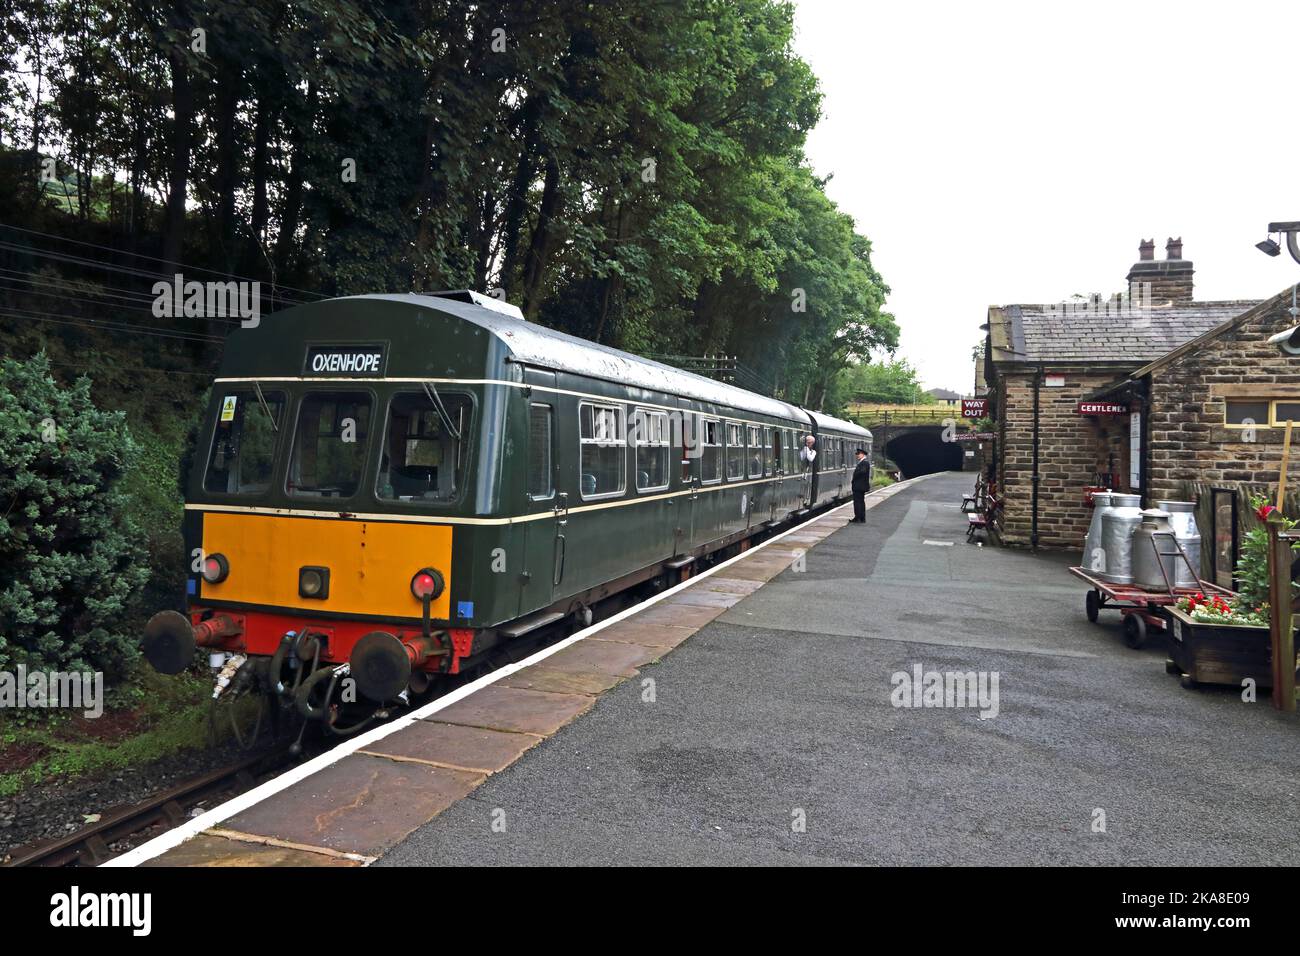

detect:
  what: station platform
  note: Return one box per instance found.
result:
[115,471,1300,867]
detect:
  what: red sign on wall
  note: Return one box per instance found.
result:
[1077,401,1128,415]
[961,398,988,418]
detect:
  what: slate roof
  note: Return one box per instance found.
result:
[988,299,1261,366]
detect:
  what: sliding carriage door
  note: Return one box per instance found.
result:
[520,370,562,616]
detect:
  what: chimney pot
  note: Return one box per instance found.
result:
[1166,237,1183,260]
[1139,239,1155,261]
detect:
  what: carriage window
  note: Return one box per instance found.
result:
[527,403,553,499]
[288,392,372,499]
[725,422,744,480]
[634,408,670,492]
[580,402,625,498]
[747,425,763,478]
[204,389,285,494]
[772,429,783,474]
[374,392,471,503]
[701,419,722,483]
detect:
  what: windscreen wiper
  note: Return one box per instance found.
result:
[422,381,462,441]
[253,381,278,433]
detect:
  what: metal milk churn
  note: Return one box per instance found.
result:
[1132,509,1180,591]
[1098,493,1143,585]
[1155,500,1202,589]
[1082,492,1114,574]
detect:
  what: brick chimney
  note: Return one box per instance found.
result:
[1126,237,1194,304]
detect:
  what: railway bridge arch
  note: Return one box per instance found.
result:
[850,413,982,479]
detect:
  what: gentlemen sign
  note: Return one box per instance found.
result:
[1077,401,1128,415]
[304,344,387,376]
[961,398,988,418]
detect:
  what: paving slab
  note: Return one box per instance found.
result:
[695,576,766,595]
[591,619,697,649]
[435,684,594,736]
[225,753,482,857]
[633,601,729,627]
[664,587,745,609]
[539,637,663,676]
[497,666,623,696]
[142,832,362,867]
[365,719,540,773]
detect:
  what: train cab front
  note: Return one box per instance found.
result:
[143,347,483,733]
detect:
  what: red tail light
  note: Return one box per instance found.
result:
[410,568,444,600]
[202,553,229,584]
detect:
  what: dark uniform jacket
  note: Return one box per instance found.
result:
[851,458,872,492]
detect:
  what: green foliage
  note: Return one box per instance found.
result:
[1236,494,1300,616]
[839,358,929,405]
[1,0,894,406]
[0,352,149,678]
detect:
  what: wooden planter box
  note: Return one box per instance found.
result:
[1163,606,1277,689]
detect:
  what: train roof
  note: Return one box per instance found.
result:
[244,293,869,436]
[805,408,873,441]
[326,294,824,422]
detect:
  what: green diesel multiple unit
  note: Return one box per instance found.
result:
[143,292,872,720]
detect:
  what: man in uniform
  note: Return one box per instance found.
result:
[849,447,871,523]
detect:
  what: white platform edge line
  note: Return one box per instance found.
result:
[104,473,938,867]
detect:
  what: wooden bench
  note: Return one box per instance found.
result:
[961,476,987,514]
[966,494,1001,542]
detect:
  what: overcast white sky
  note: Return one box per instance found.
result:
[790,0,1300,393]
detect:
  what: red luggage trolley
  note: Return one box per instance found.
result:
[1069,530,1235,649]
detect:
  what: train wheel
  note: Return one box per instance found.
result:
[1085,590,1100,623]
[1122,613,1147,649]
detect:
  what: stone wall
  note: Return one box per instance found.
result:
[1148,295,1297,500]
[994,368,1134,549]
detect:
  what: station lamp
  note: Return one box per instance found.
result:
[1256,221,1300,263]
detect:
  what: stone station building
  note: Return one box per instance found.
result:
[982,238,1294,576]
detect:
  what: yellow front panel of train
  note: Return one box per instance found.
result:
[199,513,453,620]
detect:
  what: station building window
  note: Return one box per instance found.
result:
[527,403,553,499]
[700,418,722,483]
[204,388,285,495]
[634,408,670,492]
[726,421,745,480]
[579,402,625,498]
[1225,399,1300,428]
[1224,401,1270,427]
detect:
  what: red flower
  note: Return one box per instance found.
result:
[1257,503,1277,521]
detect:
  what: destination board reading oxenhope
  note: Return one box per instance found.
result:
[303,344,388,376]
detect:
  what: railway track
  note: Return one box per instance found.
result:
[2,746,295,868]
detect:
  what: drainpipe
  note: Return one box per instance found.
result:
[1031,366,1041,553]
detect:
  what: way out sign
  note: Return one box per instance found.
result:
[961,398,988,418]
[1077,401,1128,416]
